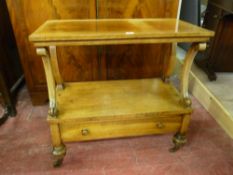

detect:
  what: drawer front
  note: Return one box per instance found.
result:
[60,117,182,142]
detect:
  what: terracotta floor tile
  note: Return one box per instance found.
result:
[64,143,136,170]
[0,86,233,175]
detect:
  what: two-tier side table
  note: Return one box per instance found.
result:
[29,18,214,167]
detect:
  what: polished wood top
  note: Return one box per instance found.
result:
[29,18,214,46]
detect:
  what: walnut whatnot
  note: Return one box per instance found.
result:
[30,19,214,167]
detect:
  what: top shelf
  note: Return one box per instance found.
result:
[29,18,214,46]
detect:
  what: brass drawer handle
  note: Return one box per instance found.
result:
[156,122,165,129]
[81,128,90,136]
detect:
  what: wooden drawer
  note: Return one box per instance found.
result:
[60,117,182,142]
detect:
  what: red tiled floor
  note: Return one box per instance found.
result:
[0,87,233,175]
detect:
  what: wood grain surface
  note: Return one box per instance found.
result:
[29,19,214,43]
[27,2,214,164]
[48,78,192,123]
[6,0,97,104]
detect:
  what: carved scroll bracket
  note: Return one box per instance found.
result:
[36,47,58,117]
[180,43,207,107]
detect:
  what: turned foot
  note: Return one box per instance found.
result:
[52,144,66,167]
[53,157,64,167]
[169,133,187,152]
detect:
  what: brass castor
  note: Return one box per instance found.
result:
[169,133,187,152]
[53,158,64,167]
[52,144,66,167]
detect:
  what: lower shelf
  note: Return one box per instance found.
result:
[48,78,192,142]
[51,78,191,122]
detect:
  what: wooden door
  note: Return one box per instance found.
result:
[97,0,179,18]
[6,0,97,104]
[6,0,179,104]
[97,0,179,79]
[0,0,23,89]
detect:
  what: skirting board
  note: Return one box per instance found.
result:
[176,58,233,139]
[189,70,233,139]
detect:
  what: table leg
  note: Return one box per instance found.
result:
[50,123,66,167]
[170,114,191,152]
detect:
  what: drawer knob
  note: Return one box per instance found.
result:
[156,122,165,129]
[81,128,90,136]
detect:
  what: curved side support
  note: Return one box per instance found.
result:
[49,46,64,90]
[36,48,57,117]
[181,43,206,107]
